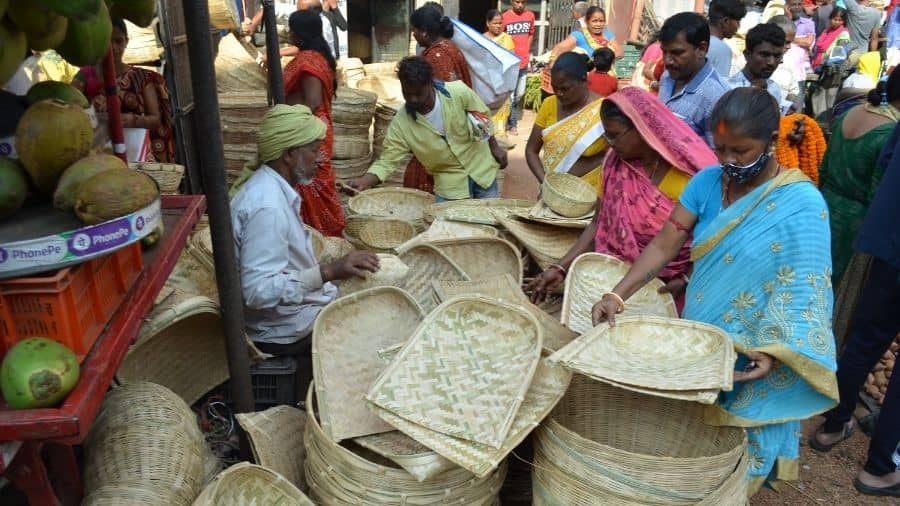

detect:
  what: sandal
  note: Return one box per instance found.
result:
[854,478,900,497]
[808,420,854,452]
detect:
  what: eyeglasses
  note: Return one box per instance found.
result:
[603,126,632,145]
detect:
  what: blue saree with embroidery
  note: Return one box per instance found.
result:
[683,169,839,492]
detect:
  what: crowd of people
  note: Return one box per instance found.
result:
[229,0,900,499]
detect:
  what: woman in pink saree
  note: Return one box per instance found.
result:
[528,87,717,310]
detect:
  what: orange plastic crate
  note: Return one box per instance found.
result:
[0,243,143,362]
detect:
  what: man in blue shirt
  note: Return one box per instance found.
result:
[657,12,732,147]
[811,123,900,497]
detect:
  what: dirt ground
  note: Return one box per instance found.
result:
[501,111,899,506]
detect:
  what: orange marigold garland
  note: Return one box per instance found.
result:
[775,113,826,186]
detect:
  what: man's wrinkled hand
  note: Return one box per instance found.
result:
[326,251,380,281]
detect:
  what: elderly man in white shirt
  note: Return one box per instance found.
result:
[231,104,379,399]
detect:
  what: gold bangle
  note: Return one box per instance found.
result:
[602,292,625,314]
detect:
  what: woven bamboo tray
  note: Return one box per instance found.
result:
[396,244,470,312]
[343,215,417,253]
[532,375,746,504]
[515,200,594,229]
[333,87,378,125]
[195,462,314,505]
[82,483,176,505]
[348,187,434,227]
[123,20,162,65]
[542,173,596,218]
[117,294,229,405]
[337,254,410,296]
[425,199,535,225]
[431,274,578,353]
[160,245,219,302]
[333,135,371,160]
[561,253,678,335]
[215,34,265,93]
[424,237,523,285]
[551,315,736,395]
[496,216,582,270]
[403,219,499,249]
[305,386,507,505]
[208,0,240,30]
[235,405,308,492]
[367,296,543,448]
[369,357,570,477]
[313,287,425,441]
[353,431,458,482]
[130,162,183,194]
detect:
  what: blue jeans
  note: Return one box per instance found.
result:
[435,177,499,203]
[507,68,528,130]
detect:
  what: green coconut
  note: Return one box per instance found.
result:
[54,154,128,211]
[0,18,27,86]
[108,0,156,28]
[56,1,112,67]
[36,0,101,20]
[0,338,80,410]
[0,158,29,220]
[15,100,93,195]
[7,2,68,51]
[26,81,89,108]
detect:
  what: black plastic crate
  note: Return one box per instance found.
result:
[222,355,297,410]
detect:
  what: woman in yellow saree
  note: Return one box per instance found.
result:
[525,51,607,191]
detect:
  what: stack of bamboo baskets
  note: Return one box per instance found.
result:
[123,20,163,65]
[332,87,377,179]
[218,91,269,187]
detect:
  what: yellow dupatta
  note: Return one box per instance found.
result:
[541,97,606,191]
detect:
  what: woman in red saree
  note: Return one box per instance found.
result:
[528,87,717,310]
[282,10,345,237]
[405,5,473,193]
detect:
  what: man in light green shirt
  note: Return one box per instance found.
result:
[350,56,508,201]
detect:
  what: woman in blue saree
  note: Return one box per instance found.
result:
[592,87,839,494]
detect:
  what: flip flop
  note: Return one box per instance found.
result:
[854,478,900,497]
[808,420,854,452]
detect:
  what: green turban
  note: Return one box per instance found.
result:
[229,104,326,197]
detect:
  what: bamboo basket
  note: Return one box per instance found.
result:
[398,219,498,250]
[333,154,373,179]
[333,122,371,137]
[337,254,409,296]
[344,215,417,253]
[532,375,747,505]
[235,406,308,492]
[425,199,536,226]
[314,287,424,441]
[356,76,404,104]
[518,200,594,229]
[130,162,183,194]
[550,315,736,398]
[427,237,524,285]
[194,463,314,505]
[541,173,597,218]
[348,187,435,228]
[431,275,577,354]
[222,143,257,185]
[305,385,507,505]
[373,102,399,155]
[367,296,543,448]
[215,35,265,93]
[364,62,400,77]
[333,135,371,160]
[562,253,678,335]
[496,216,582,270]
[396,244,470,312]
[340,57,365,87]
[123,20,163,65]
[368,358,571,478]
[353,431,458,482]
[208,0,240,30]
[82,483,176,505]
[333,87,378,126]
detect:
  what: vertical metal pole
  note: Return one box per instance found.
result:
[262,0,285,105]
[181,1,255,420]
[538,0,548,55]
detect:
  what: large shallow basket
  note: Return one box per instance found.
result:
[305,385,507,505]
[349,187,434,228]
[425,198,535,225]
[194,462,314,505]
[358,218,417,250]
[496,216,582,270]
[314,287,425,441]
[82,483,176,505]
[367,296,543,448]
[215,35,265,93]
[541,173,596,218]
[235,405,308,492]
[551,315,736,399]
[533,375,747,504]
[562,253,678,334]
[332,87,378,125]
[396,244,470,312]
[369,357,570,477]
[353,430,458,482]
[130,162,183,194]
[337,254,410,296]
[518,200,593,229]
[122,20,163,65]
[431,275,577,353]
[429,237,524,285]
